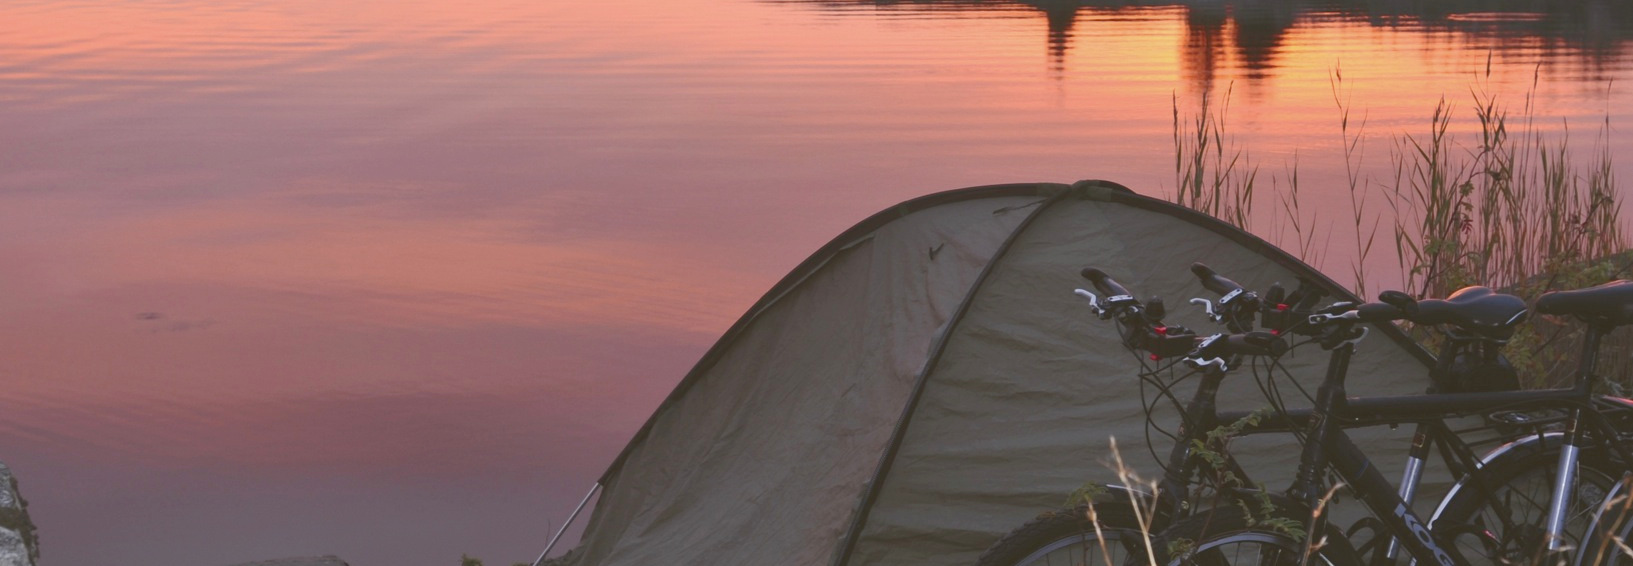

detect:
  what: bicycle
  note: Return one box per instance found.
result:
[978,266,1315,566]
[977,267,1633,566]
[1153,279,1633,566]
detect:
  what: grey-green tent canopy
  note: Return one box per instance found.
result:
[563,181,1434,565]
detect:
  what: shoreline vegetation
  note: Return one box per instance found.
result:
[1171,65,1630,390]
[1058,65,1633,566]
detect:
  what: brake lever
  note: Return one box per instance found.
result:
[1189,297,1222,322]
[1182,333,1229,371]
[1307,311,1358,325]
[1075,289,1108,318]
[1184,357,1229,371]
[1306,301,1358,326]
[1328,326,1369,350]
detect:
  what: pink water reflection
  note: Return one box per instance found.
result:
[1,0,1632,564]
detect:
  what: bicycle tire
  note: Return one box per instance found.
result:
[975,503,1151,566]
[1577,473,1633,566]
[1431,442,1622,566]
[1153,503,1360,566]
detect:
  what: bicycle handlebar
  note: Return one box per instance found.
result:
[1378,290,1418,315]
[1080,267,1132,298]
[1190,262,1245,297]
[1079,267,1288,362]
[1196,331,1288,357]
[1308,300,1411,325]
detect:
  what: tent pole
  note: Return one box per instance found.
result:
[532,482,600,566]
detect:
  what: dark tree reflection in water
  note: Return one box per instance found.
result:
[768,0,1633,91]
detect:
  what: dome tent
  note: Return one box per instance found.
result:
[560,181,1433,565]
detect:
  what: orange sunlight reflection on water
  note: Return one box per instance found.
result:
[0,0,1631,563]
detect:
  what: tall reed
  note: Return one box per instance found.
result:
[1332,67,1377,298]
[1387,77,1623,300]
[1383,72,1626,387]
[1171,70,1629,389]
[1173,86,1257,232]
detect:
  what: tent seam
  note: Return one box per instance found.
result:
[594,184,1060,487]
[828,185,1070,566]
[575,184,1071,559]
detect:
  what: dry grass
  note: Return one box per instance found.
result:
[1171,68,1629,389]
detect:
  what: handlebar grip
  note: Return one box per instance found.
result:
[1223,332,1289,357]
[1193,331,1288,358]
[1377,290,1419,315]
[1356,302,1409,322]
[1190,263,1245,296]
[1080,268,1132,298]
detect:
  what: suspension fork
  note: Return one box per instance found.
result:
[1543,324,1607,553]
[1544,411,1585,553]
[1384,422,1434,562]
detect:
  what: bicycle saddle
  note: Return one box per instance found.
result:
[1536,280,1633,326]
[1413,286,1528,340]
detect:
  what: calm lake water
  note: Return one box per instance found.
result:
[2,0,1632,564]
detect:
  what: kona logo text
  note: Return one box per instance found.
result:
[1395,503,1454,566]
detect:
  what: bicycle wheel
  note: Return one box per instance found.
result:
[1431,443,1621,566]
[976,503,1150,566]
[1156,505,1358,566]
[1153,504,1359,566]
[1579,475,1633,566]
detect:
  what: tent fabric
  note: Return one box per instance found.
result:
[565,181,1434,565]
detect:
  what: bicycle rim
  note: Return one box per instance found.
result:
[1010,529,1140,566]
[1442,460,1616,565]
[1172,531,1340,566]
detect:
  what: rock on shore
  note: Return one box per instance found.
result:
[0,462,38,566]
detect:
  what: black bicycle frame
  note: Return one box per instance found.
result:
[1289,324,1633,566]
[1146,354,1498,532]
